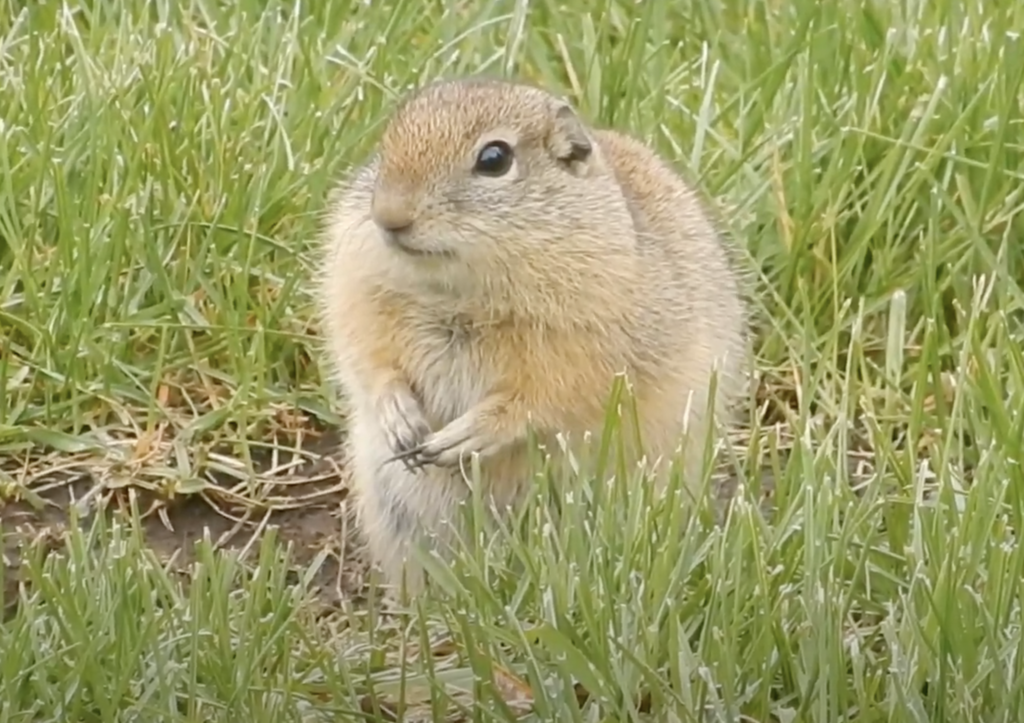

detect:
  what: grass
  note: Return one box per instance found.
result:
[2,0,1024,720]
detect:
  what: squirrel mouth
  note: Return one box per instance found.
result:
[382,230,452,258]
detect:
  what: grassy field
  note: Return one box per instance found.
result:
[2,0,1024,720]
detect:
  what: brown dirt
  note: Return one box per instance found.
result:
[1,427,374,618]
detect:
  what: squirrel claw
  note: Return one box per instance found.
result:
[385,444,436,471]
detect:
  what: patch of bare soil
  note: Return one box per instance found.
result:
[1,428,373,618]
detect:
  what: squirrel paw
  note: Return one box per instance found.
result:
[377,385,432,471]
[386,412,502,471]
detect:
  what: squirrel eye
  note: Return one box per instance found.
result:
[473,141,514,177]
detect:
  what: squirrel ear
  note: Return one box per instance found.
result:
[549,103,593,167]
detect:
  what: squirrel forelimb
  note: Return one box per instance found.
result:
[383,390,526,471]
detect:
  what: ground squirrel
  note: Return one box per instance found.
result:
[316,77,748,591]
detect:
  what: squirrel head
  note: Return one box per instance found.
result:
[364,78,638,308]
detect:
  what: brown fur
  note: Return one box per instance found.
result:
[315,77,748,593]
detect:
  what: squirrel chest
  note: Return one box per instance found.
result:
[396,310,502,428]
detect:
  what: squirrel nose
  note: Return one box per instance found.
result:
[371,193,415,234]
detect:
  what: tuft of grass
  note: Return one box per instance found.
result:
[1,0,1023,720]
[1,508,466,722]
